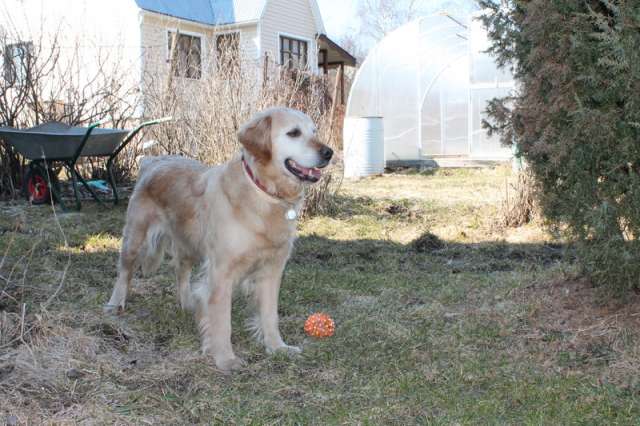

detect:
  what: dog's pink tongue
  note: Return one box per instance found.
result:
[297,163,321,179]
[310,168,321,179]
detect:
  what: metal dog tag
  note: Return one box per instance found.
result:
[286,209,297,220]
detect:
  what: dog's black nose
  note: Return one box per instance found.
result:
[320,146,333,161]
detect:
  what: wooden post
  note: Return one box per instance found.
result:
[327,64,343,144]
[263,52,269,88]
[339,63,345,105]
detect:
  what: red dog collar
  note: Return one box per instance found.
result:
[241,155,300,220]
[242,155,270,194]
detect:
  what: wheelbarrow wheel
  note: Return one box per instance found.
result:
[23,167,56,205]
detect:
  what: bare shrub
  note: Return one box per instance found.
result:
[501,168,538,228]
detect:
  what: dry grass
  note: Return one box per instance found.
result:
[520,276,640,388]
[1,168,640,423]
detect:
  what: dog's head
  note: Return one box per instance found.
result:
[238,108,333,187]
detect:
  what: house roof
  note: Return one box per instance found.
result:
[134,0,267,26]
[135,0,326,32]
[318,33,356,67]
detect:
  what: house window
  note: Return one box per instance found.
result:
[3,42,32,85]
[280,36,308,70]
[215,32,240,71]
[168,32,202,79]
[44,100,74,121]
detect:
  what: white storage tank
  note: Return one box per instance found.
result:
[343,116,384,178]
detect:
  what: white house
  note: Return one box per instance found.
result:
[134,0,356,78]
[0,0,355,113]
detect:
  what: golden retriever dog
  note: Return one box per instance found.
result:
[104,107,333,371]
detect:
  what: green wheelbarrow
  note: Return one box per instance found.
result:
[0,117,171,210]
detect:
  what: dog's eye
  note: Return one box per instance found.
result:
[287,128,301,138]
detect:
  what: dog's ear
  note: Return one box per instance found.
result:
[238,113,272,163]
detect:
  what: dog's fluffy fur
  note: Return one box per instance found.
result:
[105,107,333,371]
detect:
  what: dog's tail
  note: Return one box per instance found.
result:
[140,223,169,276]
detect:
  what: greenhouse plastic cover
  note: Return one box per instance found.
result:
[346,14,515,162]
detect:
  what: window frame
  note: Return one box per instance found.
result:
[166,29,204,80]
[278,33,311,70]
[3,41,32,86]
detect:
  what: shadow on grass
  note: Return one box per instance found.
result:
[292,231,572,276]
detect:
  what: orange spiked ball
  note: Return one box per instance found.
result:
[304,313,335,338]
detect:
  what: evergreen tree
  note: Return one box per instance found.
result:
[479,0,640,291]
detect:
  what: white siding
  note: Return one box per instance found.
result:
[259,0,320,73]
[239,24,260,65]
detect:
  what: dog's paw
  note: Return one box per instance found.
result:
[103,303,124,315]
[267,344,302,356]
[105,287,127,315]
[215,356,246,372]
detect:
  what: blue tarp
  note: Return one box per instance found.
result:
[135,0,236,25]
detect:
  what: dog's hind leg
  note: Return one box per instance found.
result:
[105,204,158,314]
[175,257,193,310]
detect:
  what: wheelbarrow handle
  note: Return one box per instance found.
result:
[146,116,173,125]
[107,116,173,167]
[71,119,108,164]
[114,116,173,156]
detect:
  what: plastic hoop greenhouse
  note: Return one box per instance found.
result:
[343,13,515,176]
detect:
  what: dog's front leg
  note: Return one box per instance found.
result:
[254,254,301,356]
[196,266,245,372]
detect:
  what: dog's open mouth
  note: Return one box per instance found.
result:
[285,159,323,183]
